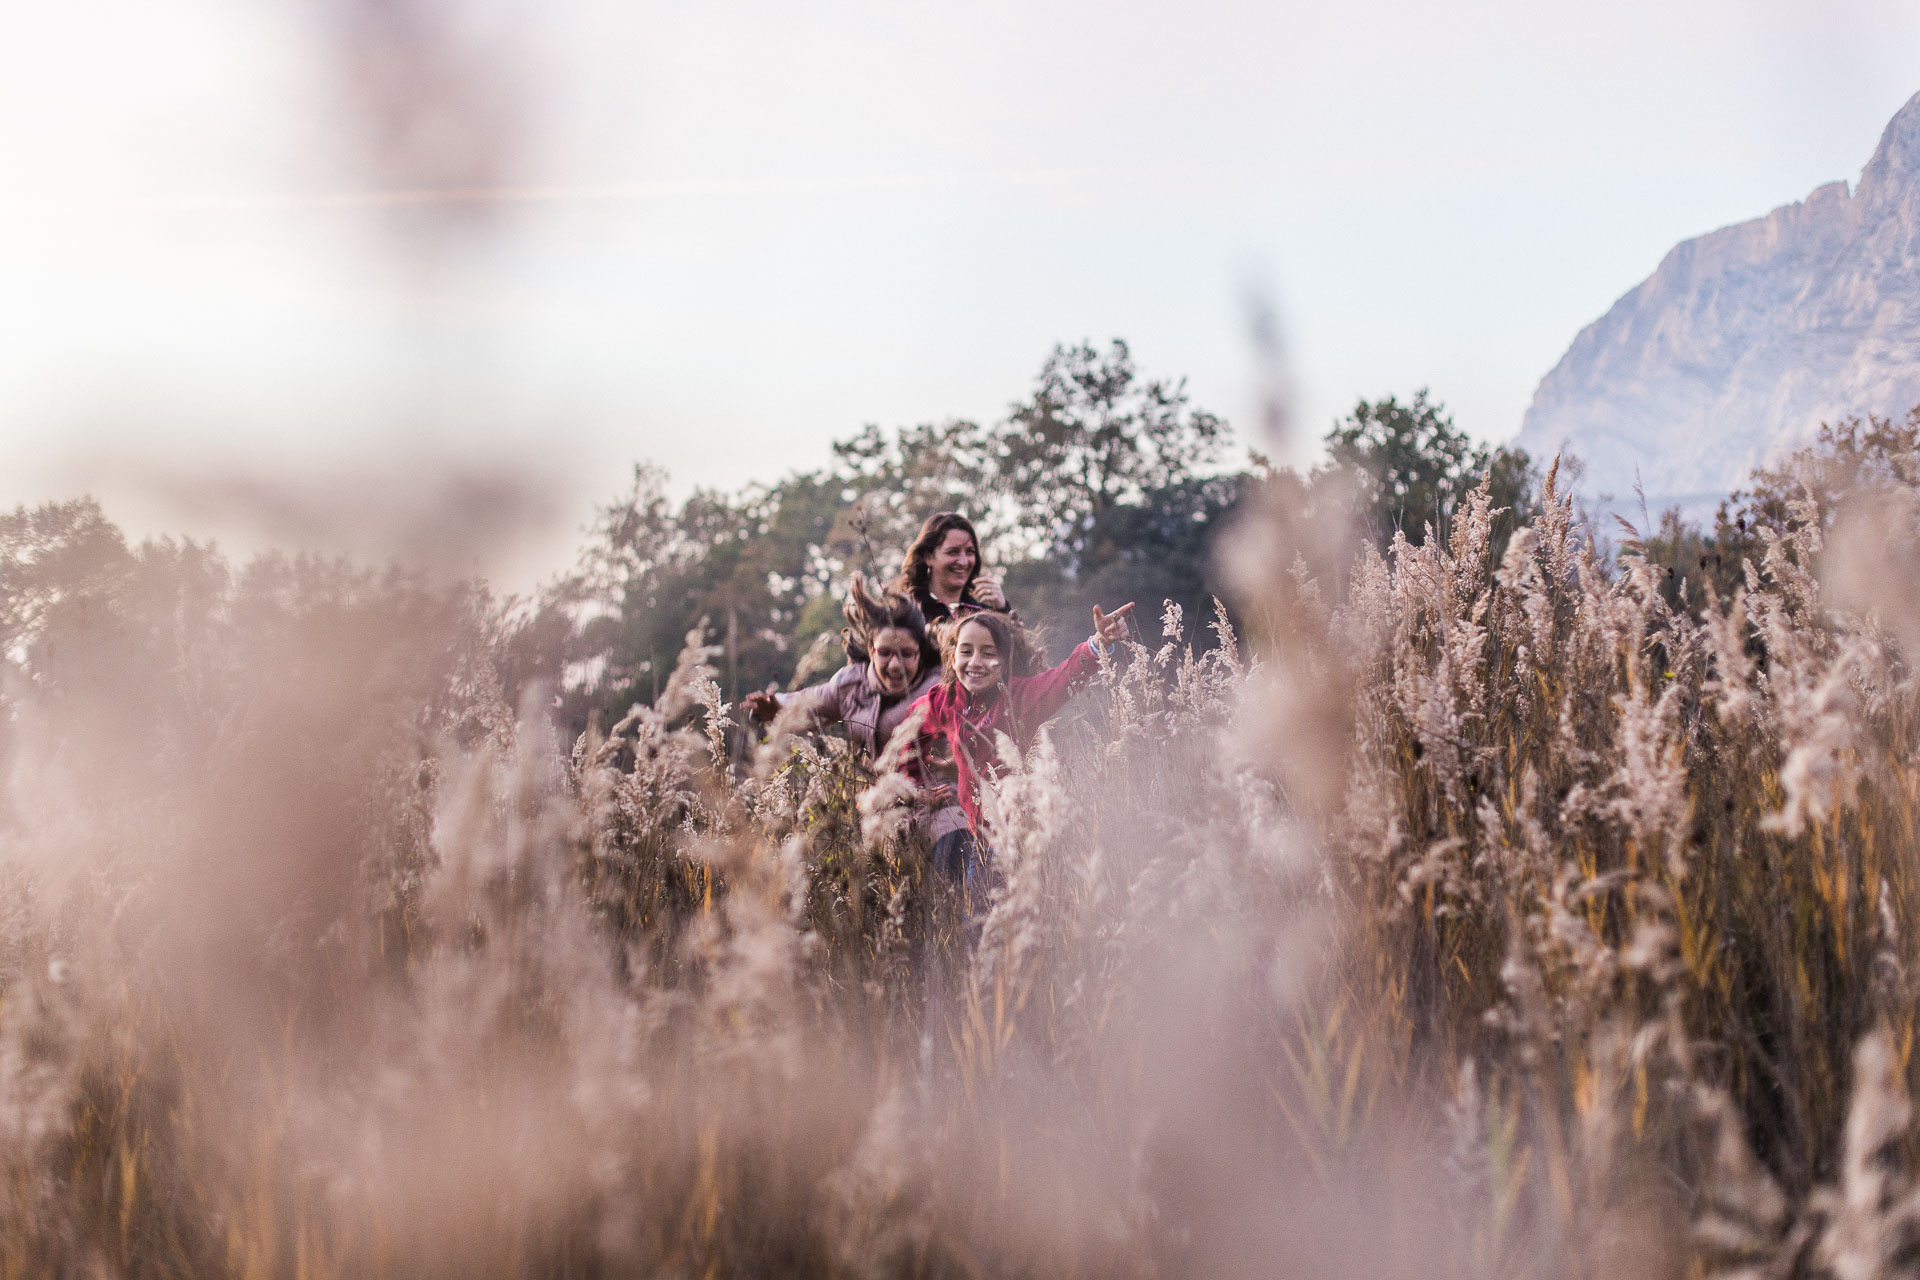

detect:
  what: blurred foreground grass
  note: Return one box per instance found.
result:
[3,434,1920,1276]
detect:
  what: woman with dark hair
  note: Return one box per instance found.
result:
[741,575,940,759]
[887,512,1010,630]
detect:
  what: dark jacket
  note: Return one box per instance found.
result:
[912,587,995,630]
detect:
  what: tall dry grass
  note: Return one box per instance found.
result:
[1,436,1919,1277]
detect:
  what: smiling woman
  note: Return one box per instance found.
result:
[888,512,1011,629]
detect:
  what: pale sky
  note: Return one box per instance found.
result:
[4,0,1918,586]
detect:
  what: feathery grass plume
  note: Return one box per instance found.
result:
[1691,1083,1793,1279]
[1827,486,1920,669]
[693,674,733,769]
[970,728,1067,990]
[855,696,929,851]
[1762,636,1866,838]
[656,623,723,722]
[1803,1028,1920,1278]
[1216,464,1362,817]
[817,1083,934,1277]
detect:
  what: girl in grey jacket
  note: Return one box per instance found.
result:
[742,576,941,759]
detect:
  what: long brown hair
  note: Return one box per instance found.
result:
[890,512,982,601]
[936,609,1028,691]
[842,574,938,673]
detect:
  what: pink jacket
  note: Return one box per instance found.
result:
[904,641,1101,833]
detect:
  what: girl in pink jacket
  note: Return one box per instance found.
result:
[904,601,1134,910]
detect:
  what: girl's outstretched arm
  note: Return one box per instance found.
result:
[1009,601,1136,725]
[741,662,861,724]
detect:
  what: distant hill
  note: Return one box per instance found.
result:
[1516,91,1920,518]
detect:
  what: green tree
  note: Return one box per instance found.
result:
[0,497,138,664]
[998,339,1228,570]
[555,459,874,738]
[1323,389,1534,552]
[1,498,500,819]
[825,418,996,572]
[1002,470,1251,655]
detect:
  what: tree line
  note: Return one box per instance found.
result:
[52,333,1885,755]
[525,341,1545,741]
[23,331,1899,759]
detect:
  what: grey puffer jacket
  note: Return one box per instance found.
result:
[778,662,941,759]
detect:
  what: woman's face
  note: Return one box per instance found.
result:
[867,626,921,698]
[953,619,1004,696]
[929,528,978,599]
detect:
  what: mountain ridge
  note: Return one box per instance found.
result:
[1515,91,1920,514]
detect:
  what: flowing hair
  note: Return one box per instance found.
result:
[841,574,938,672]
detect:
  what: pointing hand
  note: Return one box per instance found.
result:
[1092,602,1136,649]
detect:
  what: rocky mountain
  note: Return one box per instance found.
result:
[1515,91,1920,517]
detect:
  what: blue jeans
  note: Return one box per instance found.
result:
[932,829,995,917]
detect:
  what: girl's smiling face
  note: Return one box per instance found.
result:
[867,626,920,698]
[930,529,978,601]
[953,619,1004,696]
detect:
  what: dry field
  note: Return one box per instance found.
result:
[2,444,1919,1278]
